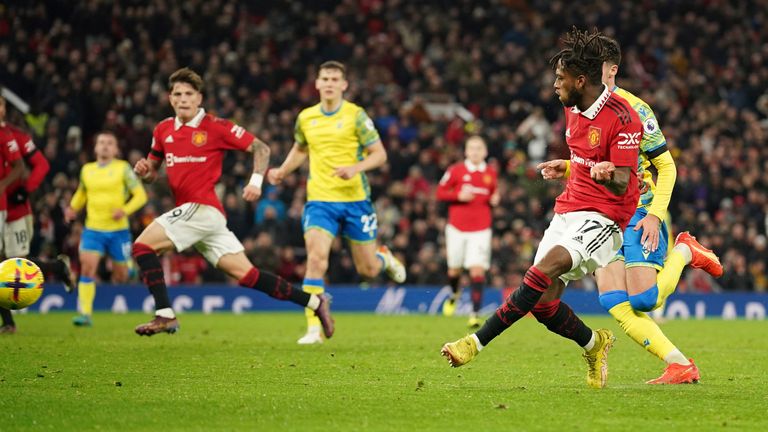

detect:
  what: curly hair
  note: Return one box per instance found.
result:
[549,27,605,86]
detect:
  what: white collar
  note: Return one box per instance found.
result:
[570,84,612,120]
[464,160,487,173]
[174,108,206,130]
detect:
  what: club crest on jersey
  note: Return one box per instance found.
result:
[588,126,601,148]
[191,131,207,147]
[483,174,492,185]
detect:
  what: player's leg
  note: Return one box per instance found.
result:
[106,229,132,283]
[73,228,104,327]
[297,202,338,343]
[0,217,16,333]
[655,231,723,306]
[442,224,465,317]
[443,212,618,388]
[301,228,334,344]
[132,205,190,335]
[344,200,405,283]
[215,250,333,338]
[465,228,492,328]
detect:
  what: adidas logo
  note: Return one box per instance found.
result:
[165,135,174,143]
[572,235,583,244]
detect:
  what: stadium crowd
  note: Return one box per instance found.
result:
[1,0,767,291]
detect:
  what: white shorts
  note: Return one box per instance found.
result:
[156,203,244,266]
[3,215,33,257]
[533,211,622,284]
[445,224,492,270]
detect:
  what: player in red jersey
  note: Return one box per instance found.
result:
[0,95,74,334]
[441,28,641,389]
[131,68,333,336]
[436,136,499,328]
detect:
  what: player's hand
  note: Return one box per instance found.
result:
[490,191,501,206]
[242,184,262,202]
[590,161,616,184]
[112,208,126,221]
[457,185,475,202]
[537,159,568,180]
[134,158,151,177]
[267,168,285,185]
[333,165,359,180]
[64,206,78,223]
[634,213,662,252]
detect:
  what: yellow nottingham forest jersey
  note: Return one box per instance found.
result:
[614,87,673,215]
[70,159,147,231]
[294,100,381,202]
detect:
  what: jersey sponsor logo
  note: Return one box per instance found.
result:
[588,126,601,148]
[643,118,658,134]
[191,131,208,147]
[6,139,19,153]
[618,132,641,148]
[165,153,208,167]
[230,125,246,139]
[23,140,36,154]
[570,153,597,168]
[165,135,174,143]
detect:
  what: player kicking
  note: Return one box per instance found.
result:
[268,61,405,344]
[132,67,334,337]
[436,136,499,328]
[0,95,74,334]
[534,36,722,385]
[64,131,147,327]
[441,28,641,389]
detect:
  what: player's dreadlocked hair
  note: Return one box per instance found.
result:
[549,27,605,86]
[599,35,622,66]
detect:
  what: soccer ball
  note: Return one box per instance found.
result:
[0,258,45,310]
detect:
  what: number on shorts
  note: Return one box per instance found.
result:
[361,213,378,234]
[14,230,27,246]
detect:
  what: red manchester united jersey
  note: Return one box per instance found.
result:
[0,125,23,212]
[555,86,641,230]
[148,109,255,214]
[436,161,498,232]
[3,124,50,221]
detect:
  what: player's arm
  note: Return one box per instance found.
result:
[0,159,23,192]
[23,148,50,192]
[65,171,87,222]
[268,115,309,185]
[119,164,148,219]
[268,142,308,185]
[242,137,271,202]
[537,159,569,180]
[436,167,473,202]
[591,163,633,195]
[333,108,385,180]
[334,140,386,180]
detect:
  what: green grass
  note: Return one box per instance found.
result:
[1,313,767,431]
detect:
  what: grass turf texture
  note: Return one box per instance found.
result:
[1,313,766,431]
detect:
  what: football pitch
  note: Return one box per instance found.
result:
[2,313,766,431]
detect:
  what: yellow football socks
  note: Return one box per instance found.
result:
[78,278,96,316]
[302,279,325,328]
[655,248,688,307]
[609,300,677,362]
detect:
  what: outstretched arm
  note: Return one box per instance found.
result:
[267,143,308,185]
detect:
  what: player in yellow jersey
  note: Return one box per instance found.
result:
[268,61,406,344]
[538,36,723,384]
[64,131,147,326]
